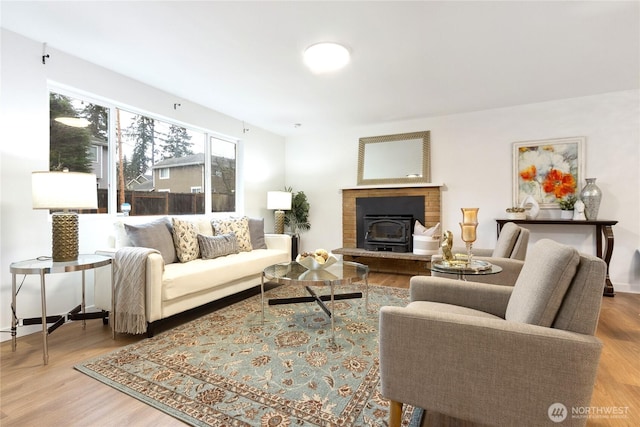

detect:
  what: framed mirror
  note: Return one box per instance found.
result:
[357,131,430,185]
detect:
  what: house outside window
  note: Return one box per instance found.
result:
[49,89,237,215]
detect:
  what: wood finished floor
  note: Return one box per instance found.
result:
[1,273,638,426]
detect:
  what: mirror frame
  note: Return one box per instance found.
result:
[357,130,431,185]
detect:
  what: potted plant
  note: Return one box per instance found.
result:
[558,195,577,219]
[284,186,310,258]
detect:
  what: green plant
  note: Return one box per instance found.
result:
[558,195,577,210]
[284,186,310,237]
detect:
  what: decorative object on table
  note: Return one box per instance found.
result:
[558,195,577,220]
[440,230,454,262]
[512,136,584,209]
[580,178,602,220]
[505,207,526,220]
[573,199,587,220]
[32,170,98,262]
[412,220,441,255]
[459,207,479,266]
[519,194,540,219]
[295,248,337,269]
[267,190,292,234]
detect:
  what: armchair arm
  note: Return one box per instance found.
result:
[379,306,602,427]
[465,257,525,286]
[410,276,513,317]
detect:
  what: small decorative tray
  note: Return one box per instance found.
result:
[432,259,493,273]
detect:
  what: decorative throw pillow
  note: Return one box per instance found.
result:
[124,217,177,264]
[198,233,239,259]
[248,217,267,249]
[171,217,200,263]
[211,216,253,252]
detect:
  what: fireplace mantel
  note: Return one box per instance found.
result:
[341,183,443,191]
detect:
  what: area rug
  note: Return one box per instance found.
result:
[76,283,420,426]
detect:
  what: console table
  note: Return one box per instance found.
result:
[496,219,617,297]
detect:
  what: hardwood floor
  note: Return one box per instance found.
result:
[1,273,638,426]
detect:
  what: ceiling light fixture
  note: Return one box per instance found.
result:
[303,42,350,74]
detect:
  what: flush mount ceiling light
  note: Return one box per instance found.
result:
[303,42,350,74]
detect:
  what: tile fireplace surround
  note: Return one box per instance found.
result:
[337,184,441,273]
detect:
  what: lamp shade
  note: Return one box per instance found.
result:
[32,171,98,210]
[267,191,292,210]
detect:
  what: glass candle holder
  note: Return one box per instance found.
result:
[459,222,478,266]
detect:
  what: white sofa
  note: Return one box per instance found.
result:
[95,215,291,336]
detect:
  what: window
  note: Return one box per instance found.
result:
[210,136,236,212]
[49,89,237,216]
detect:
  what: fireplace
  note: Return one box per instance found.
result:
[355,195,424,253]
[363,215,413,252]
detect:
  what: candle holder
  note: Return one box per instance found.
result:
[460,208,479,267]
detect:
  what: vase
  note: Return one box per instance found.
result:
[580,178,602,220]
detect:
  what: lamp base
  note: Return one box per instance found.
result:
[52,212,79,262]
[274,210,285,234]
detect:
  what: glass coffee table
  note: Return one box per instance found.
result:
[261,260,369,342]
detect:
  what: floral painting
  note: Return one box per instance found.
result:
[513,137,584,208]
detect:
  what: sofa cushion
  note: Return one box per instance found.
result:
[162,249,289,301]
[198,233,239,259]
[505,239,579,327]
[212,216,253,252]
[248,218,267,249]
[124,217,177,264]
[172,217,200,263]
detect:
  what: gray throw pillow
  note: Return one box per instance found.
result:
[124,217,177,264]
[198,233,239,259]
[248,217,267,249]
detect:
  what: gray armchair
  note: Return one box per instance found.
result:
[380,239,606,427]
[433,222,530,286]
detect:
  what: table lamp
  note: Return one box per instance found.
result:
[267,191,292,234]
[32,170,98,262]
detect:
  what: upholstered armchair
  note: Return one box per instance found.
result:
[433,222,530,286]
[380,239,606,427]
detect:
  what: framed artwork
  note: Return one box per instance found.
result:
[513,137,584,209]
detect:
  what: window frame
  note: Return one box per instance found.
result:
[48,84,240,216]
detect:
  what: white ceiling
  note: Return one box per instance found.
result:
[2,1,638,137]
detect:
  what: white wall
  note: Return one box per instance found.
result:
[0,30,286,339]
[286,90,640,293]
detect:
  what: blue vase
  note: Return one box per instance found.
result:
[580,178,602,220]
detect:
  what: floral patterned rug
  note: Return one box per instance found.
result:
[76,283,420,426]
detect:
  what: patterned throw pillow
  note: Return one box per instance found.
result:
[171,217,200,263]
[198,233,239,259]
[211,217,253,252]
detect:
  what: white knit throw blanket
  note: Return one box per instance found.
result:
[114,247,160,334]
